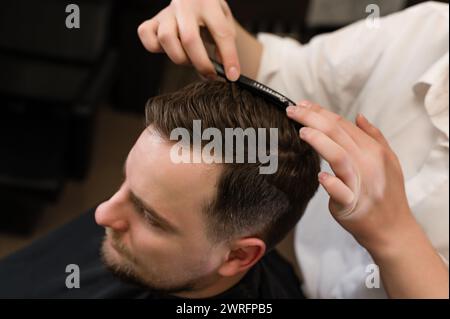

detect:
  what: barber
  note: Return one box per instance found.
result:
[137,0,449,298]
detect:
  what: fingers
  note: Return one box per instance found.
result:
[356,114,391,149]
[286,104,360,155]
[201,0,240,81]
[299,127,359,192]
[138,18,163,53]
[173,2,216,76]
[296,101,373,149]
[156,14,190,65]
[318,172,355,208]
[218,0,233,18]
[138,0,239,80]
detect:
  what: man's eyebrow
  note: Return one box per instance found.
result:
[122,157,179,234]
[129,190,179,233]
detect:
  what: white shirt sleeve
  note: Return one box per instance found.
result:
[255,2,446,116]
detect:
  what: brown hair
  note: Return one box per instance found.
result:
[145,80,320,250]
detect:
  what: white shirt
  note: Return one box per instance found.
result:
[256,1,449,298]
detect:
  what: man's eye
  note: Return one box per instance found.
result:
[130,198,161,228]
[137,207,160,227]
[141,209,160,227]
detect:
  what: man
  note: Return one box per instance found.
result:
[0,80,320,298]
[137,0,449,298]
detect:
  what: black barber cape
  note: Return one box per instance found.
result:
[0,207,305,299]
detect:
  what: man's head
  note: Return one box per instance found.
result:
[95,80,320,297]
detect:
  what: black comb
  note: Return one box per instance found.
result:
[211,60,297,110]
[211,59,301,131]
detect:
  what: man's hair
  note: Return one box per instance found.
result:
[145,80,320,251]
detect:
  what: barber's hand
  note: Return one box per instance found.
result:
[286,101,415,253]
[137,0,240,81]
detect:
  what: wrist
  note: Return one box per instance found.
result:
[362,213,449,298]
[366,214,427,262]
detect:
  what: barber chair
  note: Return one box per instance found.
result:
[0,0,116,233]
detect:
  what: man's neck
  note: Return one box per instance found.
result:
[173,270,248,299]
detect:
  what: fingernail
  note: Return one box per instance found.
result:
[299,100,312,108]
[286,105,297,115]
[318,172,328,182]
[299,127,310,138]
[227,66,240,81]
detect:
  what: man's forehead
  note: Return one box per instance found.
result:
[127,128,221,219]
[132,128,220,181]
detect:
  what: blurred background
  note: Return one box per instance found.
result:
[0,0,446,269]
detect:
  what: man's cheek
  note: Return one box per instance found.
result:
[134,243,167,266]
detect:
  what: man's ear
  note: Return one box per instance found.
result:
[217,237,266,277]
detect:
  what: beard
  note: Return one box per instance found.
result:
[99,229,211,296]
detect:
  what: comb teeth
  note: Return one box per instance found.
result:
[253,82,291,104]
[211,59,296,107]
[210,59,302,130]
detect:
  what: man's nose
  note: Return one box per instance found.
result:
[95,187,130,232]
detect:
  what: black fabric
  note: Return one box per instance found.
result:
[0,207,305,299]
